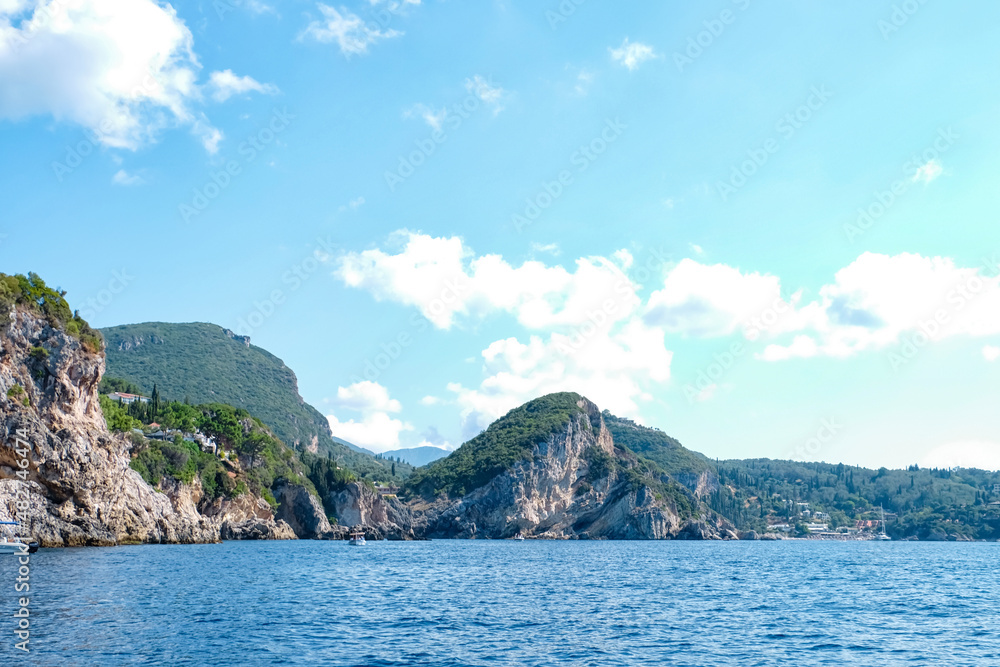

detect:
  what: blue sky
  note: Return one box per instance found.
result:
[3,0,1000,469]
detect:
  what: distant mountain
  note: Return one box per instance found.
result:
[381,446,450,467]
[332,435,374,456]
[100,322,405,480]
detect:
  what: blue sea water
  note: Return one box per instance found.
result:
[1,540,998,666]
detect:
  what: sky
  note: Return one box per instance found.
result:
[2,0,1000,469]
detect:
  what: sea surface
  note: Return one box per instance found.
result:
[2,540,998,666]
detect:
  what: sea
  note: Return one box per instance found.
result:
[2,540,998,666]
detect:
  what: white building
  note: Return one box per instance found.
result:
[108,392,150,405]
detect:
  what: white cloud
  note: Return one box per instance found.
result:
[368,0,420,9]
[757,252,1000,360]
[983,345,1000,362]
[464,75,506,115]
[912,158,943,185]
[325,381,411,453]
[448,319,672,439]
[299,4,401,56]
[0,0,273,153]
[328,380,401,413]
[692,383,717,402]
[1,0,201,149]
[244,0,276,15]
[645,259,801,338]
[530,242,560,256]
[574,68,593,95]
[759,334,820,362]
[111,168,143,186]
[404,103,447,130]
[339,196,365,212]
[327,412,412,453]
[689,243,704,256]
[335,231,640,331]
[922,440,1000,471]
[334,233,676,439]
[419,395,441,406]
[609,38,658,71]
[207,69,278,102]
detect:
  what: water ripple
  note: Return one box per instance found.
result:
[1,541,997,665]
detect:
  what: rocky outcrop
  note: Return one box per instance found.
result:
[199,487,296,540]
[114,334,163,352]
[407,398,733,540]
[331,481,415,539]
[273,481,335,539]
[0,307,294,546]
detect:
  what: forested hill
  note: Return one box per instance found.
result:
[601,411,712,478]
[711,458,1000,540]
[100,321,396,478]
[598,411,1000,540]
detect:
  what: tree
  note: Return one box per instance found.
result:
[241,432,268,470]
[151,383,161,421]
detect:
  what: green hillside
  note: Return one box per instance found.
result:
[711,458,1000,540]
[601,410,712,477]
[406,392,588,498]
[100,321,407,481]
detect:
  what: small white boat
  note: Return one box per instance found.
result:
[0,521,38,554]
[348,531,366,546]
[513,533,525,541]
[876,506,892,541]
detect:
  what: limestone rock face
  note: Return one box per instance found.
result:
[406,398,732,540]
[0,308,293,546]
[331,481,414,539]
[273,481,335,539]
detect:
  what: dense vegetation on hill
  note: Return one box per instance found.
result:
[100,395,316,505]
[100,322,407,482]
[602,411,712,477]
[406,392,588,498]
[299,452,358,519]
[404,392,700,519]
[591,410,1000,540]
[0,272,102,352]
[712,459,1000,540]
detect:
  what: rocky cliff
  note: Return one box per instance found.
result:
[335,395,735,540]
[332,482,415,540]
[0,306,298,546]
